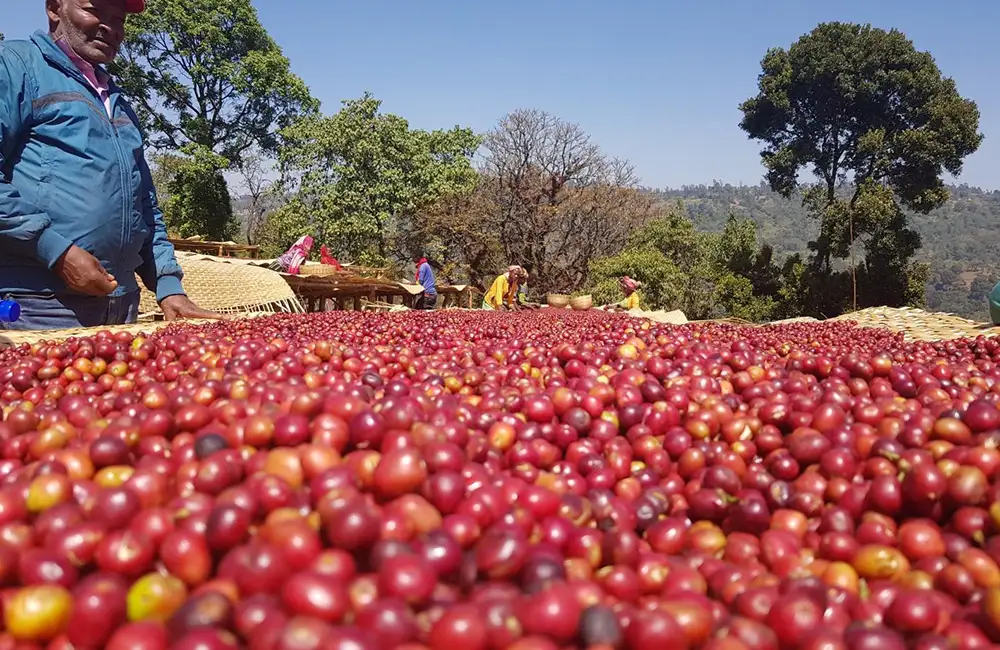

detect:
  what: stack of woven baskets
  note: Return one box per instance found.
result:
[546,294,592,311]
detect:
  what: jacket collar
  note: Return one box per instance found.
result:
[31,30,119,98]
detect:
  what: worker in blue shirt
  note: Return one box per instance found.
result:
[0,0,218,330]
[413,254,437,310]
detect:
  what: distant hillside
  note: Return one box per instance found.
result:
[650,183,1000,321]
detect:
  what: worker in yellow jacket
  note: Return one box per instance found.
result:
[483,266,525,310]
[603,276,642,311]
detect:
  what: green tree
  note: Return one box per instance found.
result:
[589,211,784,321]
[647,182,1000,321]
[629,211,706,272]
[270,94,481,263]
[152,145,236,241]
[740,22,982,315]
[714,216,784,304]
[714,275,776,322]
[255,203,313,258]
[970,276,994,304]
[627,213,719,317]
[590,248,687,311]
[112,0,317,167]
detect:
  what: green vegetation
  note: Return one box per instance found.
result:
[101,8,992,322]
[589,213,783,321]
[262,94,481,265]
[651,182,1000,321]
[152,146,237,242]
[111,0,317,240]
[112,0,316,164]
[738,22,982,317]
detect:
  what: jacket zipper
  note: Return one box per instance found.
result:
[50,60,132,294]
[108,94,132,287]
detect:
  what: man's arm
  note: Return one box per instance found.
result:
[134,149,221,321]
[0,49,74,268]
[134,152,185,302]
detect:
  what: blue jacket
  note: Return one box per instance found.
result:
[418,261,436,295]
[0,31,183,302]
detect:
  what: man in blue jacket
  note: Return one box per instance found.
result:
[0,0,216,330]
[412,253,437,310]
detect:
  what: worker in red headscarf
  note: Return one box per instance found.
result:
[413,253,437,310]
[603,276,643,311]
[268,236,314,275]
[320,245,342,270]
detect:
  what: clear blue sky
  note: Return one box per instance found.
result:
[6,0,999,189]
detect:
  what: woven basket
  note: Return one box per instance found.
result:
[570,295,593,311]
[298,263,347,278]
[139,256,303,317]
[547,294,571,308]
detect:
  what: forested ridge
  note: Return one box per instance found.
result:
[649,183,1000,320]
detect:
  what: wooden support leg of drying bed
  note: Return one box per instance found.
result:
[353,296,361,311]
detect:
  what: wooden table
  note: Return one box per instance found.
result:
[281,275,479,312]
[168,239,260,258]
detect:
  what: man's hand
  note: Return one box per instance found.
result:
[54,245,118,296]
[160,295,224,321]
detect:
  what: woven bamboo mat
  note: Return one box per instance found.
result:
[828,307,1000,342]
[1,318,212,348]
[138,254,303,318]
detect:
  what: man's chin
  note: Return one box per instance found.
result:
[82,42,118,65]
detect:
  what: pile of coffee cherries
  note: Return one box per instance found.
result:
[0,309,999,649]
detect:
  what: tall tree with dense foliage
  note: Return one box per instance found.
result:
[739,22,982,315]
[266,94,480,263]
[111,0,315,241]
[112,0,316,165]
[152,146,237,242]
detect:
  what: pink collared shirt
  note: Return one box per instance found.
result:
[56,40,112,116]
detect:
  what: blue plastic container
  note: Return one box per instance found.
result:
[0,299,21,324]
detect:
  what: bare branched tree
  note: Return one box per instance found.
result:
[476,109,654,291]
[234,147,276,246]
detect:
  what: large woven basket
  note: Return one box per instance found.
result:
[570,295,593,311]
[298,263,348,278]
[547,294,571,308]
[139,255,303,317]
